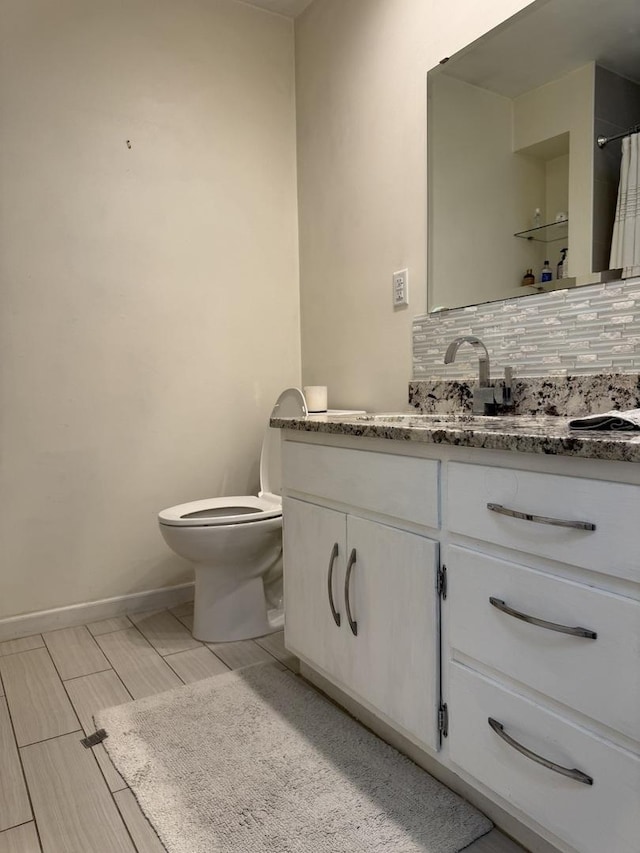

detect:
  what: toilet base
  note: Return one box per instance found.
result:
[192,568,283,643]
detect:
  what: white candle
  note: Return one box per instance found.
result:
[304,385,328,413]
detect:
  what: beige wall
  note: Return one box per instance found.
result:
[513,63,595,277]
[429,75,545,309]
[295,0,532,411]
[0,0,300,619]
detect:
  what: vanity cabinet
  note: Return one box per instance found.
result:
[281,442,441,752]
[280,432,640,853]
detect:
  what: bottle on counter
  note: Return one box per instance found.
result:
[533,208,542,228]
[541,260,553,283]
[521,268,535,287]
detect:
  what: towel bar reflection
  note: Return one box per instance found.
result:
[597,123,640,148]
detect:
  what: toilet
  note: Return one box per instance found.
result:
[158,388,307,643]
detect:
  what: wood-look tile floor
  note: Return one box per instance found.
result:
[0,604,523,853]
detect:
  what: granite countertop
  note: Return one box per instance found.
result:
[270,412,640,463]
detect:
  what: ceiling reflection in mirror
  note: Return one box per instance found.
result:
[427,0,640,313]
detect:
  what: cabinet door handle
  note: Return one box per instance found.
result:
[344,548,358,636]
[489,597,597,639]
[327,542,341,627]
[487,503,596,531]
[488,717,593,786]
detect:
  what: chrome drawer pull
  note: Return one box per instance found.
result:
[327,543,341,627]
[488,718,593,786]
[487,503,596,531]
[489,597,597,639]
[344,548,358,636]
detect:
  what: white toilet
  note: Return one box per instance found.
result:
[158,388,307,643]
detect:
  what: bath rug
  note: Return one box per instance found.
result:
[97,663,492,853]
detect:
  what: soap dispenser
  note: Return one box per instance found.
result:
[557,248,568,279]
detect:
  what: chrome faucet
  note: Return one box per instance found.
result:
[444,336,490,386]
[444,335,513,415]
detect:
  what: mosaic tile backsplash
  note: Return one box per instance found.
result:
[413,277,640,379]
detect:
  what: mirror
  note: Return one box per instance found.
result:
[427,0,640,312]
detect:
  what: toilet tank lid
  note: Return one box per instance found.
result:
[260,388,308,496]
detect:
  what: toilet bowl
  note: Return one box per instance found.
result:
[158,388,307,643]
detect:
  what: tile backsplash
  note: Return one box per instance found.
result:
[413,277,640,379]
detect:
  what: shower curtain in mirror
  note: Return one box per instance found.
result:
[610,132,640,278]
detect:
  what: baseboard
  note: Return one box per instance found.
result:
[0,582,195,642]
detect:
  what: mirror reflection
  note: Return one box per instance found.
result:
[427,0,640,312]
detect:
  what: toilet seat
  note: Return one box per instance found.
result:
[158,495,282,528]
[158,388,306,531]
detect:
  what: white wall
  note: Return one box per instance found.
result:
[429,75,545,309]
[513,63,595,276]
[295,0,533,411]
[0,0,300,619]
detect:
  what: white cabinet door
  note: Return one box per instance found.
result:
[346,517,441,750]
[283,497,348,683]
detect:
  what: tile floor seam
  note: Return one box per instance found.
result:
[20,729,136,853]
[76,666,138,712]
[0,637,45,658]
[93,624,183,698]
[43,626,112,682]
[86,616,134,638]
[164,660,188,687]
[93,624,153,676]
[161,647,225,662]
[203,646,230,668]
[62,667,115,684]
[40,643,84,734]
[1,674,43,851]
[129,610,203,657]
[18,729,84,749]
[113,788,166,853]
[111,790,144,853]
[58,657,135,797]
[1,645,83,749]
[0,819,35,833]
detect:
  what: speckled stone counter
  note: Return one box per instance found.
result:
[270,412,640,463]
[408,373,640,416]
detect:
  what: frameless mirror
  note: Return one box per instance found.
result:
[427,0,640,312]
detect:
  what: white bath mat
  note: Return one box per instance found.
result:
[97,663,492,853]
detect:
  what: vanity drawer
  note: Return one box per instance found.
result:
[448,545,640,740]
[447,462,640,581]
[282,441,439,528]
[449,663,640,853]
